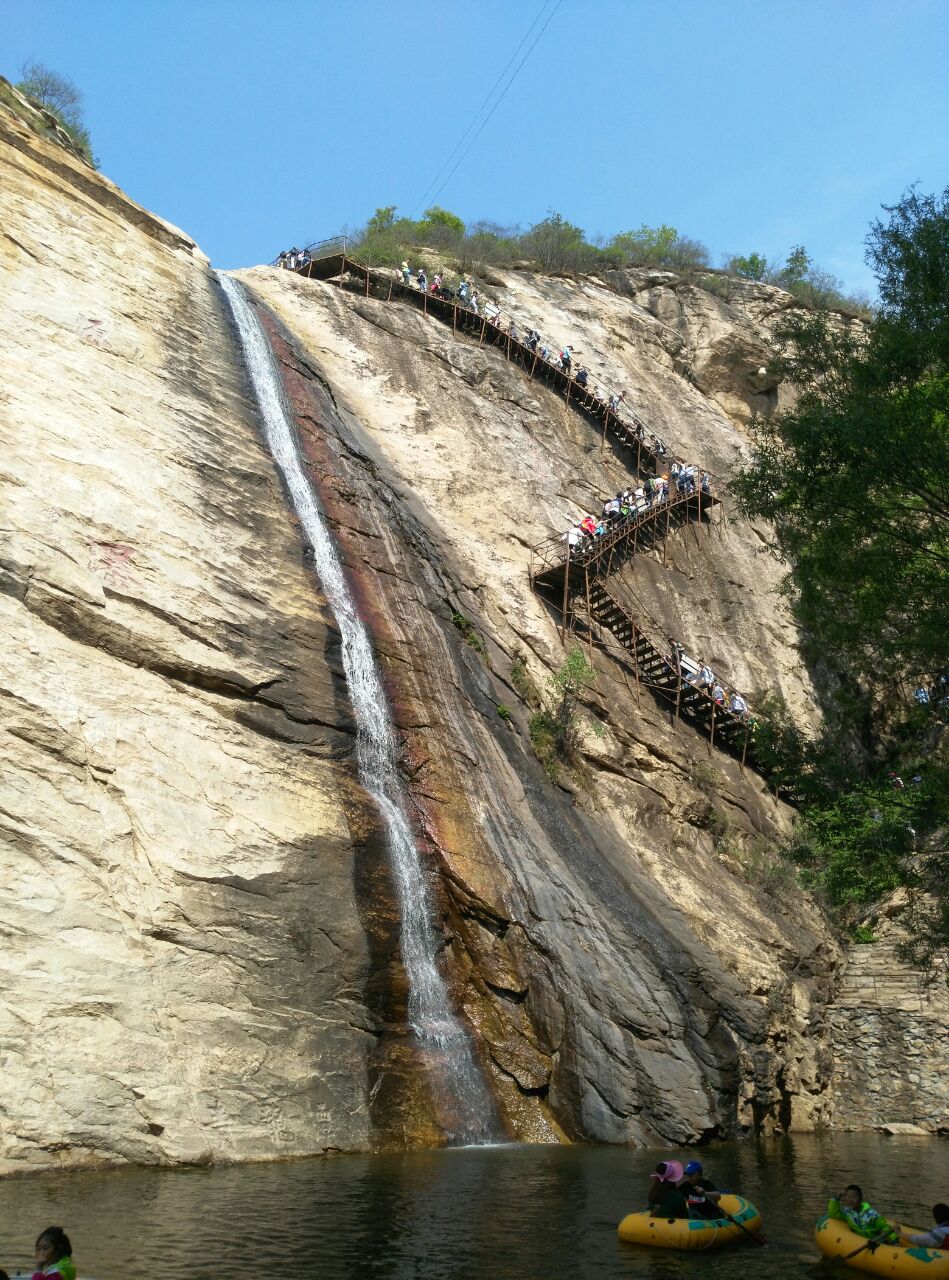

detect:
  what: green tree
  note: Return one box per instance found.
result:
[729,252,769,281]
[521,212,595,272]
[365,205,398,235]
[420,205,465,235]
[608,223,678,266]
[780,243,812,288]
[16,59,95,163]
[732,185,949,683]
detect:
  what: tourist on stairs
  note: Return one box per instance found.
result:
[678,1161,723,1220]
[827,1186,899,1243]
[729,692,749,718]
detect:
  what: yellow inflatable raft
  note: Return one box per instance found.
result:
[618,1193,762,1250]
[816,1215,949,1278]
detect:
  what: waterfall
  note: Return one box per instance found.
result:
[218,274,497,1145]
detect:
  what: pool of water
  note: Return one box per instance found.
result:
[0,1134,945,1278]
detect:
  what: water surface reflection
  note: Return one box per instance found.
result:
[0,1134,945,1278]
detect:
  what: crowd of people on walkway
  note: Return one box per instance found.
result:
[669,642,755,725]
[394,261,702,475]
[913,673,948,708]
[276,246,311,270]
[559,470,713,556]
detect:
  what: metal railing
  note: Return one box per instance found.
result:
[278,248,724,490]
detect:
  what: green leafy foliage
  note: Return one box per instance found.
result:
[343,204,864,309]
[728,252,769,281]
[528,648,598,780]
[732,185,949,683]
[733,186,949,965]
[510,651,540,707]
[451,611,486,656]
[15,60,96,164]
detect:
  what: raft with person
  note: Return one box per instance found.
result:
[618,1193,763,1250]
[617,1158,765,1252]
[815,1216,949,1279]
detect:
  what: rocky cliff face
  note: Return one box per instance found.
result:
[2,95,852,1174]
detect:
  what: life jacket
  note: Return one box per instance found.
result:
[37,1260,77,1280]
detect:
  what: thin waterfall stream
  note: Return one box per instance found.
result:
[218,274,497,1145]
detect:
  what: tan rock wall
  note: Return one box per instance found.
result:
[241,268,843,1143]
[0,101,376,1172]
[0,97,884,1172]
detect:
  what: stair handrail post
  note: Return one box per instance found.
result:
[663,491,672,566]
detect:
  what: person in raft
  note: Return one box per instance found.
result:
[902,1204,949,1248]
[31,1227,76,1280]
[678,1160,723,1219]
[828,1186,899,1243]
[648,1160,689,1217]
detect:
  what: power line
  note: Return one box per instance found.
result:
[424,0,563,212]
[412,0,562,217]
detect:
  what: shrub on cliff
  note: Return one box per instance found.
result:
[529,648,600,780]
[15,60,96,164]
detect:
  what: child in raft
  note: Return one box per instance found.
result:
[828,1186,899,1243]
[648,1161,689,1217]
[31,1227,76,1280]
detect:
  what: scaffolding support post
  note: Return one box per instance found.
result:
[560,544,571,643]
[632,622,642,702]
[480,318,487,347]
[710,700,717,752]
[583,566,596,671]
[741,724,750,772]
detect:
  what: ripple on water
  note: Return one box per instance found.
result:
[0,1134,946,1279]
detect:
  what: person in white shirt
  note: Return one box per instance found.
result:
[903,1204,949,1248]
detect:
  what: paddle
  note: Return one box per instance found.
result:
[698,1194,768,1247]
[838,1230,894,1262]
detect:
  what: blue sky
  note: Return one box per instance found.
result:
[4,0,947,293]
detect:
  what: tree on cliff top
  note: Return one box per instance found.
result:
[732,184,949,686]
[16,60,96,164]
